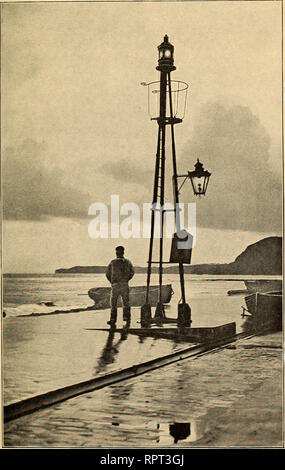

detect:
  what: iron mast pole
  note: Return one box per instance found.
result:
[142,36,209,327]
[142,35,191,326]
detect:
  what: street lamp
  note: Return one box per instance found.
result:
[176,159,211,197]
[188,159,211,196]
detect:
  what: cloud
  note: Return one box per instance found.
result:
[179,101,282,233]
[3,139,93,220]
[99,158,153,185]
[3,102,282,234]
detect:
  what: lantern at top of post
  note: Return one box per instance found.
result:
[141,35,188,122]
[188,159,211,196]
[156,35,176,72]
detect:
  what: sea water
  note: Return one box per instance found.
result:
[3,272,281,317]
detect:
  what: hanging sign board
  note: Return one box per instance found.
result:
[169,230,193,264]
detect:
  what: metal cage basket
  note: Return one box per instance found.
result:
[141,79,189,121]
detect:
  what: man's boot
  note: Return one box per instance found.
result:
[107,308,117,326]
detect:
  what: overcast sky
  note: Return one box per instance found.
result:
[2,1,282,272]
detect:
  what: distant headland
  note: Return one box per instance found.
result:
[55,236,282,275]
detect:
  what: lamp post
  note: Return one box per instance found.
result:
[141,35,211,327]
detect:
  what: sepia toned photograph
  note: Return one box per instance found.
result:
[1,0,283,451]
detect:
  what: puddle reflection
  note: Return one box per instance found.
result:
[113,419,205,444]
[156,421,204,445]
[130,420,205,445]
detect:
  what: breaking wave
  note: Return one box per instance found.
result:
[3,302,96,318]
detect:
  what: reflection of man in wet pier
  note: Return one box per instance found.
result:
[106,246,134,326]
[95,327,128,373]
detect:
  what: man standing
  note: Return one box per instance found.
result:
[106,246,134,326]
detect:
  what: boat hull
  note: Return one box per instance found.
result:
[244,280,282,293]
[244,290,282,329]
[88,284,173,309]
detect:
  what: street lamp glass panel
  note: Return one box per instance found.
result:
[164,49,171,58]
[191,176,203,195]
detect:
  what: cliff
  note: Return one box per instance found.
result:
[228,236,282,275]
[55,236,282,275]
[55,266,107,274]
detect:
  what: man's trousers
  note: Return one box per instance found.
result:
[110,282,131,322]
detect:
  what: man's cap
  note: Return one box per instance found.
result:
[115,246,125,252]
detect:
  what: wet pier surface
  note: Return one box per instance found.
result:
[4,332,282,447]
[4,308,194,405]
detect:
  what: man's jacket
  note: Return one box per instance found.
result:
[106,257,135,284]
